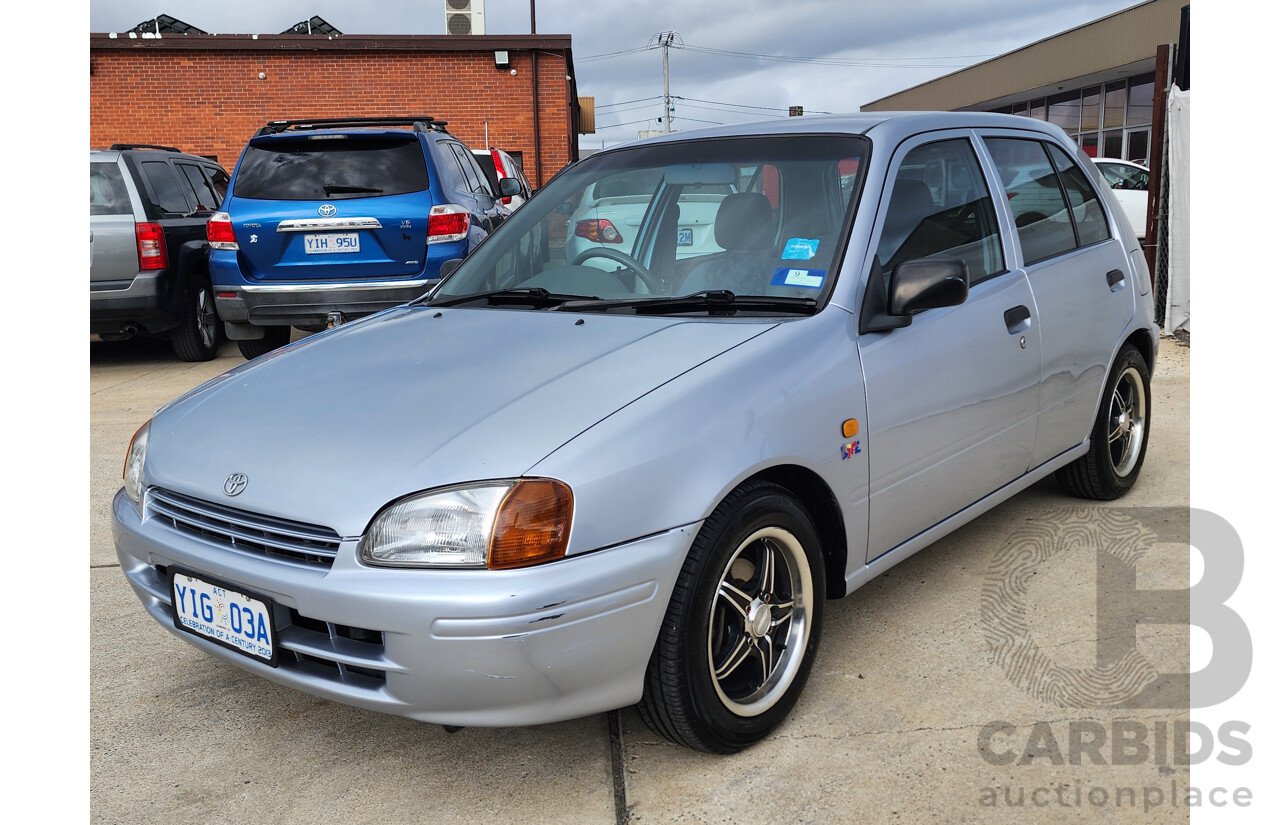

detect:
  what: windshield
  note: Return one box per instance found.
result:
[432,134,868,313]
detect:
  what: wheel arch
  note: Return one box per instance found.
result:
[741,464,848,600]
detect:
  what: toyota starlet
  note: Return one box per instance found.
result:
[115,112,1157,753]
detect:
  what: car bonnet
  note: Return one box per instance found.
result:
[143,306,777,537]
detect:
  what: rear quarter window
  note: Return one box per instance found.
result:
[232,137,430,200]
[90,163,132,216]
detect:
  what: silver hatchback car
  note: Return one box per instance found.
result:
[114,112,1157,753]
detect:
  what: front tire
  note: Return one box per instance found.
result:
[1055,344,1151,499]
[170,278,220,362]
[236,325,292,360]
[638,481,825,753]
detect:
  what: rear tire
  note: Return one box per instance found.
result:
[1055,344,1151,500]
[236,326,292,360]
[170,278,220,362]
[638,480,825,753]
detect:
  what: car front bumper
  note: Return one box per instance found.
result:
[113,488,695,726]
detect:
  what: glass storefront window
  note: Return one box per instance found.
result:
[1080,134,1099,157]
[1081,86,1100,132]
[1047,91,1081,133]
[1029,98,1046,121]
[1104,82,1126,129]
[1126,130,1150,165]
[1127,73,1155,127]
[1102,130,1123,158]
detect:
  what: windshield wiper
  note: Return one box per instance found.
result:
[555,290,819,316]
[322,184,384,195]
[428,287,600,309]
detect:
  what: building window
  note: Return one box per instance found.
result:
[1004,75,1155,165]
[1126,73,1155,127]
[1081,86,1101,132]
[1047,91,1080,133]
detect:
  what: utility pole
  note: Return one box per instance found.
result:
[659,32,675,132]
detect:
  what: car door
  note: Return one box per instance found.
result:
[981,134,1136,466]
[857,132,1043,562]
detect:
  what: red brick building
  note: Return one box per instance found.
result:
[89,33,581,186]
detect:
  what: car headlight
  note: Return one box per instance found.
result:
[123,420,151,508]
[360,478,573,570]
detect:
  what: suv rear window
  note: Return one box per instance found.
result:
[90,162,131,215]
[232,137,430,200]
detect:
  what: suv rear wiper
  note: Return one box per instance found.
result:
[555,291,819,316]
[322,184,384,195]
[428,287,600,309]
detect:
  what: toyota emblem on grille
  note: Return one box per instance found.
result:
[318,204,338,217]
[223,473,249,496]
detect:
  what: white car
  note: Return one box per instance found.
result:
[564,167,736,286]
[1092,158,1150,240]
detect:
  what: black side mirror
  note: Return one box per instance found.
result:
[498,178,524,198]
[439,258,464,279]
[888,257,969,317]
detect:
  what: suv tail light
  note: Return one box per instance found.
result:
[574,219,623,244]
[135,222,169,270]
[207,211,239,250]
[427,204,470,244]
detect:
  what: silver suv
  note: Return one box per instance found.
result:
[90,145,230,361]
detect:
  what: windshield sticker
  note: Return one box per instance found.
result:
[781,238,820,260]
[771,268,826,289]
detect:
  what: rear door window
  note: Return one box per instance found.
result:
[983,138,1077,265]
[1047,144,1110,246]
[232,137,429,200]
[141,160,194,216]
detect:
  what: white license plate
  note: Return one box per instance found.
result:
[304,233,360,254]
[170,571,277,665]
[677,228,693,246]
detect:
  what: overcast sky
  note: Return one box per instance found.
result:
[89,0,1153,150]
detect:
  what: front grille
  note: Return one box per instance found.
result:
[148,488,342,567]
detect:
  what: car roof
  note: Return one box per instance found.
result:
[608,111,1071,151]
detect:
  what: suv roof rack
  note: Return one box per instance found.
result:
[255,117,450,137]
[109,143,183,152]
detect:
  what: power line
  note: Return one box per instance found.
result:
[676,42,983,68]
[595,95,664,110]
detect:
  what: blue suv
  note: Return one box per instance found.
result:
[208,117,513,358]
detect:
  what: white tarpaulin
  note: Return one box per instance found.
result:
[1164,85,1190,333]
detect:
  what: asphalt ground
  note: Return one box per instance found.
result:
[90,332,1192,824]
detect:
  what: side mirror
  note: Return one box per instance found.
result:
[888,257,969,317]
[439,258,464,279]
[498,177,524,198]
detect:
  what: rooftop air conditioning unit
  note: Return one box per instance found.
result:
[445,0,486,35]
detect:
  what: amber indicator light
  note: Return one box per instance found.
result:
[488,479,574,569]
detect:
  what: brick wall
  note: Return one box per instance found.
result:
[89,35,576,187]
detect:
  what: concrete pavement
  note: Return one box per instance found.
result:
[90,333,1192,824]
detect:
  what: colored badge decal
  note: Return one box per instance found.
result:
[771,268,826,289]
[841,441,862,460]
[782,238,820,260]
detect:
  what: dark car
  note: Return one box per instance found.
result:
[90,145,230,361]
[208,117,512,359]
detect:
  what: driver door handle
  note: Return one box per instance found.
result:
[1004,305,1031,334]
